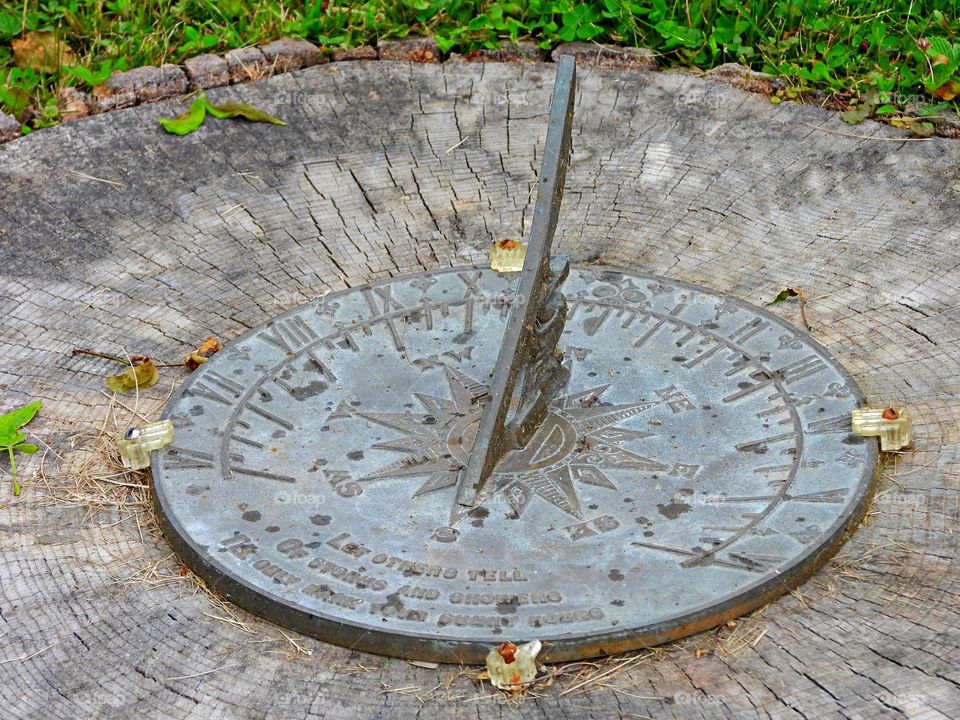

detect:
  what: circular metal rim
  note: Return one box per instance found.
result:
[151,264,878,663]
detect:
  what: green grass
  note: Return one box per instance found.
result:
[3,1,960,133]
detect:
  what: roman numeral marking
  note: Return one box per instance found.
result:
[227,466,296,483]
[463,297,475,334]
[185,371,243,405]
[363,286,405,316]
[164,447,215,471]
[328,331,359,352]
[456,271,482,297]
[381,317,405,351]
[305,349,337,382]
[258,316,318,354]
[419,304,435,331]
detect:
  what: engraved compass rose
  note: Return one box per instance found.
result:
[357,366,663,521]
[150,58,876,663]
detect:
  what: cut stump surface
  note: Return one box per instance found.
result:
[0,62,958,719]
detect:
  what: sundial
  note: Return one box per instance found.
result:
[152,58,876,663]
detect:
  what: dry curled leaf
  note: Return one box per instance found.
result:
[12,32,77,72]
[183,353,207,370]
[198,337,222,355]
[106,358,159,393]
[184,336,222,370]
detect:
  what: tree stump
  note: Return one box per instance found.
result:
[0,61,957,719]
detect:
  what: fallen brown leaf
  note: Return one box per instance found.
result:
[184,336,223,370]
[12,32,77,72]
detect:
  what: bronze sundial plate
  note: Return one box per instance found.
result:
[152,266,876,663]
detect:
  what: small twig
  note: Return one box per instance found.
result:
[220,203,244,217]
[72,348,129,365]
[0,641,58,665]
[165,663,241,681]
[78,287,108,315]
[276,627,312,656]
[445,135,471,153]
[798,293,811,331]
[67,170,124,186]
[72,348,184,368]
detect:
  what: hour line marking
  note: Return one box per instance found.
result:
[807,414,853,434]
[185,371,244,406]
[723,356,828,403]
[231,419,264,449]
[707,488,847,504]
[780,355,828,384]
[685,345,722,368]
[725,552,785,571]
[728,318,770,345]
[630,541,768,573]
[231,433,264,449]
[164,447,216,471]
[243,402,295,431]
[228,466,297,483]
[684,318,767,369]
[735,432,798,453]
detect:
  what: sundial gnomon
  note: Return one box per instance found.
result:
[152,58,876,662]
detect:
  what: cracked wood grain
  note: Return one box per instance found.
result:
[0,61,958,719]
